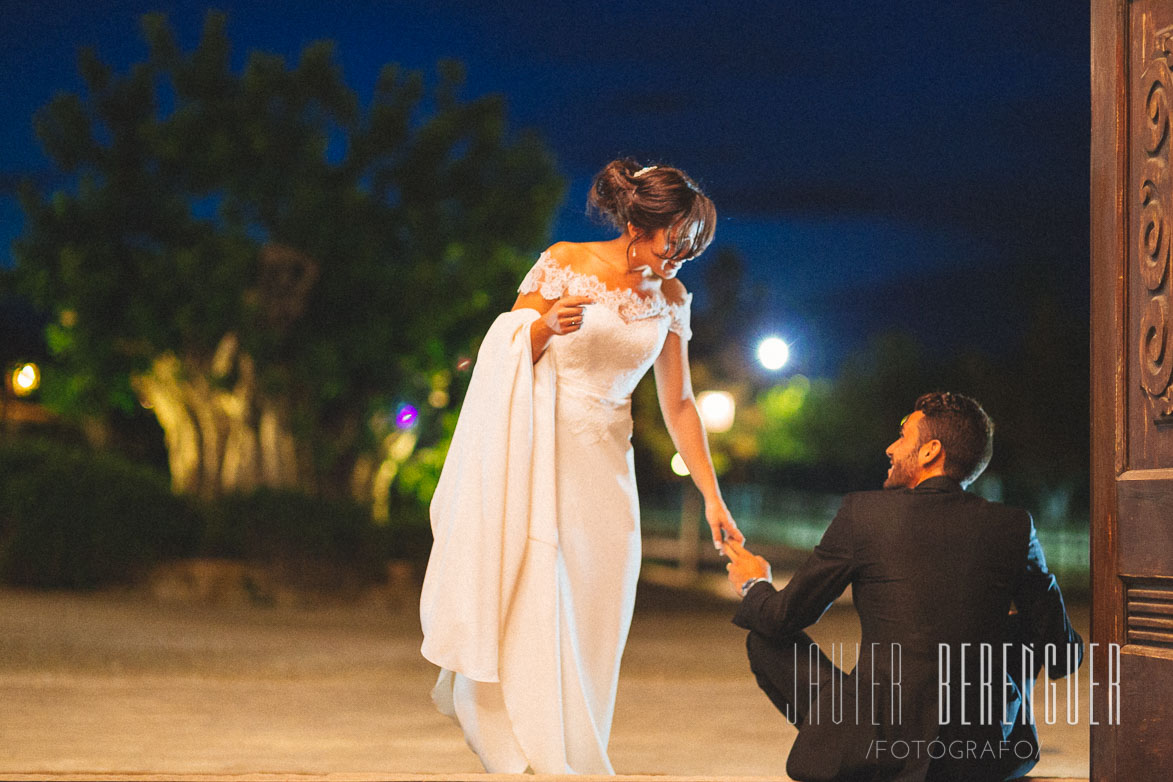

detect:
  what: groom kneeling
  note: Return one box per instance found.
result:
[727,392,1082,782]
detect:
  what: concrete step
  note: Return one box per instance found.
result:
[1,774,1088,782]
[0,776,785,782]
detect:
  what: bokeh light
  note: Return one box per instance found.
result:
[696,390,735,433]
[670,452,690,476]
[394,403,419,429]
[388,430,418,461]
[757,337,790,371]
[775,376,810,417]
[10,363,41,397]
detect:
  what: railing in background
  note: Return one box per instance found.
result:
[641,483,1090,593]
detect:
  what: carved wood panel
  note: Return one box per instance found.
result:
[1130,8,1173,468]
[1140,27,1173,416]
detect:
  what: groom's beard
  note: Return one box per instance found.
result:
[883,451,917,490]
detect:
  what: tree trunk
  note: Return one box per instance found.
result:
[132,333,304,498]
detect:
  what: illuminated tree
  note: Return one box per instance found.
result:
[13,12,562,500]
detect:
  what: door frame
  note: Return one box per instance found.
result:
[1092,1,1131,780]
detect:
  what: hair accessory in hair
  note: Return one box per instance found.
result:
[632,165,658,178]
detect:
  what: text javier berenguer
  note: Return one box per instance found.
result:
[789,641,1118,727]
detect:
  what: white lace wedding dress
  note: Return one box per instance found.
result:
[420,251,692,774]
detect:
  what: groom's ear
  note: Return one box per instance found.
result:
[917,439,943,467]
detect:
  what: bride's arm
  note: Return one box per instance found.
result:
[512,292,557,360]
[653,331,744,550]
[512,291,592,362]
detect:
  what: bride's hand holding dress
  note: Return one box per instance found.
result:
[527,294,594,356]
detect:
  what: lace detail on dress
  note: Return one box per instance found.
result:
[559,384,633,445]
[518,251,692,340]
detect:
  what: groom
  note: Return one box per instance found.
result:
[726,392,1083,782]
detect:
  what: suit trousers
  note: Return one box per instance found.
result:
[746,630,840,728]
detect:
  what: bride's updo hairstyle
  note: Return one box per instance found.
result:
[588,158,716,261]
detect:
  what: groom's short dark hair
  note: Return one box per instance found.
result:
[914,392,994,487]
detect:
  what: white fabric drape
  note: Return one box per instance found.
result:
[420,308,558,682]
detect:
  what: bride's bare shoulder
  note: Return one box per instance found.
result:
[546,241,612,276]
[545,241,588,270]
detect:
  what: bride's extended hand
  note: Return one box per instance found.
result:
[542,296,595,335]
[705,498,744,553]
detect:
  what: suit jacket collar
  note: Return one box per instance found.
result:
[912,475,963,493]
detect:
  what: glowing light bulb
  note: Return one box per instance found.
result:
[757,337,790,371]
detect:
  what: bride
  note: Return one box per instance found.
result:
[420,158,742,774]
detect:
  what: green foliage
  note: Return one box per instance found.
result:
[737,322,1086,507]
[201,488,428,585]
[396,413,456,506]
[0,437,200,588]
[13,11,563,490]
[0,436,434,590]
[804,331,935,480]
[755,375,832,465]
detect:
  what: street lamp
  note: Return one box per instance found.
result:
[757,336,790,371]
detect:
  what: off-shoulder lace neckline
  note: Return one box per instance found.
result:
[535,250,688,308]
[520,251,692,338]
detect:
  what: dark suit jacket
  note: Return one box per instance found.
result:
[733,476,1083,782]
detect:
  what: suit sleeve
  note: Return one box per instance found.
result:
[1013,514,1084,680]
[732,494,857,640]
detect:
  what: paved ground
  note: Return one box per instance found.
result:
[0,578,1090,779]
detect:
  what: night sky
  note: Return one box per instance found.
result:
[0,1,1090,373]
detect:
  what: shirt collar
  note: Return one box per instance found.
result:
[912,475,964,493]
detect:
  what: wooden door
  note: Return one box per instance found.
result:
[1092,1,1173,779]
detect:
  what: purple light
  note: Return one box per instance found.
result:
[395,403,419,429]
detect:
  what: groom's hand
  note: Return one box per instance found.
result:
[724,539,771,596]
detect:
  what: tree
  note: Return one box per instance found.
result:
[12,12,563,501]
